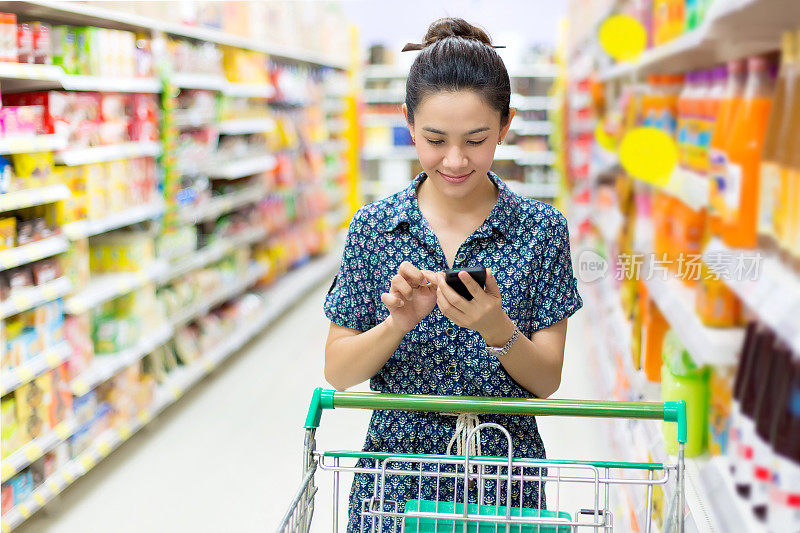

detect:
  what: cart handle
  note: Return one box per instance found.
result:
[304,388,687,444]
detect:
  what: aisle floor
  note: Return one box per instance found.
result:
[19,279,615,533]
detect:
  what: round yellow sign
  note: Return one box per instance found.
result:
[599,15,647,62]
[619,127,677,186]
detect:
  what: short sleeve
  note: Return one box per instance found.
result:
[530,214,583,332]
[323,210,377,331]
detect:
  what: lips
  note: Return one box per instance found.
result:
[438,170,473,184]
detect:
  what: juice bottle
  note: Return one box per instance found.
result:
[728,322,758,477]
[698,67,725,175]
[733,327,776,498]
[777,30,800,259]
[767,357,800,531]
[759,33,797,251]
[641,296,669,382]
[669,0,686,41]
[751,344,790,520]
[661,74,684,136]
[687,70,712,173]
[720,55,775,249]
[709,60,746,235]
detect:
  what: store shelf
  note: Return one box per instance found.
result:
[0,418,79,483]
[177,185,265,225]
[0,342,72,396]
[217,118,276,136]
[62,201,165,240]
[169,263,268,329]
[362,145,525,162]
[509,65,559,78]
[510,120,554,136]
[363,65,408,79]
[513,151,556,166]
[0,235,69,271]
[173,111,219,130]
[600,0,800,80]
[58,75,161,93]
[170,72,227,91]
[0,184,71,213]
[510,95,555,111]
[54,141,163,166]
[64,260,169,316]
[363,89,405,104]
[206,154,277,180]
[644,271,746,367]
[70,324,173,396]
[506,181,560,198]
[0,277,73,319]
[362,113,406,128]
[704,238,800,354]
[0,135,67,155]
[222,82,276,98]
[0,246,342,532]
[700,456,766,533]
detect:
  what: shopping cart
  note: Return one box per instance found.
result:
[279,388,687,532]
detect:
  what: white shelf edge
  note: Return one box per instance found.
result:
[0,418,79,484]
[0,135,68,155]
[206,154,278,180]
[0,235,70,270]
[177,185,266,224]
[54,141,163,166]
[0,342,72,396]
[0,184,71,212]
[64,261,169,315]
[217,118,276,136]
[0,277,73,319]
[62,201,165,240]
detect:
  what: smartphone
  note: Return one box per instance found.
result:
[445,267,487,301]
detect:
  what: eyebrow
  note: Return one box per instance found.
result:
[422,127,491,135]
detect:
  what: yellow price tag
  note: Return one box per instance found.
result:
[118,424,132,440]
[45,351,61,367]
[42,285,58,299]
[10,294,32,310]
[24,445,42,463]
[33,492,46,506]
[73,381,89,396]
[170,386,182,400]
[17,365,35,383]
[203,359,214,372]
[46,480,60,494]
[1,463,15,481]
[63,469,75,483]
[138,411,151,425]
[97,441,112,457]
[619,127,678,187]
[79,455,95,471]
[55,422,71,440]
[18,504,31,518]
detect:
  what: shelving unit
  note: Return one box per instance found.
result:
[64,261,169,315]
[0,277,73,319]
[53,141,163,166]
[0,184,70,212]
[0,235,69,270]
[62,201,166,240]
[0,342,72,397]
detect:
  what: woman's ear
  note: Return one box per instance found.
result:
[402,103,414,140]
[500,107,516,140]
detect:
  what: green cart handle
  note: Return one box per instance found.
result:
[305,388,687,445]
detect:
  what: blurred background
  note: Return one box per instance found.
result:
[0,1,798,532]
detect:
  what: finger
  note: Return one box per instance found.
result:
[422,270,439,287]
[391,274,414,301]
[437,272,469,311]
[436,288,469,324]
[381,292,404,308]
[458,270,484,301]
[485,268,501,297]
[398,261,427,288]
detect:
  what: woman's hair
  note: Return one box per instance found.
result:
[405,18,511,127]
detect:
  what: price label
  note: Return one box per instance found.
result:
[46,480,61,494]
[10,293,32,311]
[73,381,89,396]
[45,351,61,367]
[33,492,46,506]
[138,411,151,425]
[24,445,42,463]
[170,386,182,400]
[63,469,75,483]
[17,365,35,383]
[118,424,132,440]
[203,359,214,372]
[18,504,31,518]
[55,422,71,440]
[1,463,15,481]
[97,441,112,457]
[79,455,95,471]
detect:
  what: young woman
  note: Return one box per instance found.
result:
[323,17,583,531]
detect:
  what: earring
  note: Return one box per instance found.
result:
[497,139,503,145]
[412,136,415,144]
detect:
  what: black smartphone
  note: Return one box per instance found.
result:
[445,267,487,301]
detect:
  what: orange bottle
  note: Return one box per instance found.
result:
[720,55,775,249]
[641,291,669,382]
[759,33,797,251]
[776,31,800,257]
[709,59,747,237]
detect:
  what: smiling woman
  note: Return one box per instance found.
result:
[323,16,583,532]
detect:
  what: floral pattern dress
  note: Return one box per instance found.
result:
[323,171,583,532]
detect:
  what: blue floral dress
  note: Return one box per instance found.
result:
[323,171,583,532]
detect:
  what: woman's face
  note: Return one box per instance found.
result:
[404,90,514,200]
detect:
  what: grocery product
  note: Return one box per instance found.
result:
[15,372,53,442]
[767,357,800,531]
[1,396,20,458]
[708,364,735,456]
[640,295,668,382]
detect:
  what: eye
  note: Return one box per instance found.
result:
[467,138,487,146]
[425,138,444,145]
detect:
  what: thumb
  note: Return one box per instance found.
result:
[485,268,501,297]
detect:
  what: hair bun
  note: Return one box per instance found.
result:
[422,18,492,47]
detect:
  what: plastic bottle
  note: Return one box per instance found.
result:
[728,322,758,477]
[733,327,776,497]
[751,344,790,520]
[767,357,800,532]
[677,72,697,169]
[709,60,746,234]
[759,33,797,251]
[777,30,800,259]
[720,55,775,249]
[688,70,713,173]
[641,297,669,382]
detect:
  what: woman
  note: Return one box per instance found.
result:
[323,17,583,531]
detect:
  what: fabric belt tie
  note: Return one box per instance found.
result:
[444,412,482,458]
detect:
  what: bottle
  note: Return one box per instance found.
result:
[699,67,725,176]
[767,357,800,532]
[720,55,775,249]
[734,327,776,497]
[687,70,712,173]
[752,343,790,520]
[777,30,800,260]
[759,33,797,251]
[728,322,759,476]
[641,296,669,382]
[709,60,746,235]
[677,72,698,169]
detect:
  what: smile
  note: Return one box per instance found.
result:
[438,170,473,183]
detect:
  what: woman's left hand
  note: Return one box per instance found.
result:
[434,268,514,345]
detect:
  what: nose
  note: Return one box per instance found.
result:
[442,145,468,169]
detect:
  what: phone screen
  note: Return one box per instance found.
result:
[444,267,487,300]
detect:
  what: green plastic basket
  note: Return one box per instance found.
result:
[403,499,572,532]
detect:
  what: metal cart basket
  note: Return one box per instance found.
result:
[279,388,687,532]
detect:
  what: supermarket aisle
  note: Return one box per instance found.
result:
[19,278,609,533]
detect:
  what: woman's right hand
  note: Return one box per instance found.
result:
[381,261,438,334]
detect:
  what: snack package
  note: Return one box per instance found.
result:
[51,26,79,74]
[1,483,13,515]
[48,363,73,429]
[71,391,97,426]
[0,217,16,249]
[9,470,33,505]
[1,397,20,459]
[15,372,53,443]
[9,151,53,189]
